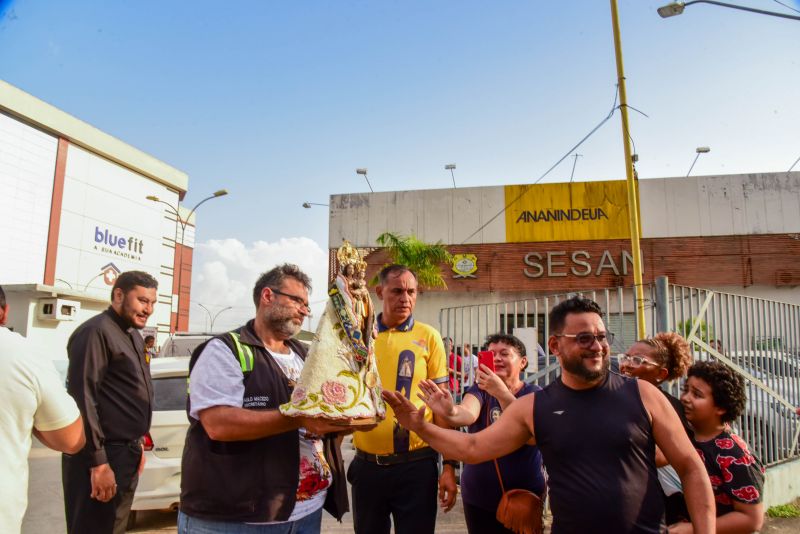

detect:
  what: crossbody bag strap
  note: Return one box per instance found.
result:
[487,396,507,493]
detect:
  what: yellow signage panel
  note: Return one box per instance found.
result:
[505,181,630,242]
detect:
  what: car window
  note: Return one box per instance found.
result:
[153,376,188,411]
[751,356,800,378]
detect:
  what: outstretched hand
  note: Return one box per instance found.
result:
[418,379,456,419]
[382,390,428,434]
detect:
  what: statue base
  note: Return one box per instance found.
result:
[332,416,378,427]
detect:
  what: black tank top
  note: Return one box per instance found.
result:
[534,372,665,534]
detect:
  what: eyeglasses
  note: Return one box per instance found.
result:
[270,288,310,310]
[617,354,660,368]
[554,332,614,348]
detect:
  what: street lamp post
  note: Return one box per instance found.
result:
[610,0,647,339]
[302,202,329,208]
[196,303,232,332]
[356,168,374,192]
[658,1,800,21]
[445,164,457,188]
[146,189,228,333]
[687,146,711,177]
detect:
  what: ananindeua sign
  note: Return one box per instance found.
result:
[505,180,630,243]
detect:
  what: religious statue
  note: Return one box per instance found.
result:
[280,240,385,424]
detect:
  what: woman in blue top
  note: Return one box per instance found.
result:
[418,333,545,534]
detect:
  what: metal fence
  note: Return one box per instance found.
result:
[661,282,800,466]
[438,278,800,467]
[439,285,650,391]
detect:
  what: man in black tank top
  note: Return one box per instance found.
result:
[384,296,715,534]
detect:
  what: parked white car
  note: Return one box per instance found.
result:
[159,332,215,358]
[700,351,800,464]
[129,356,191,527]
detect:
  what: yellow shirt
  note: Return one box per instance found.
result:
[353,315,448,455]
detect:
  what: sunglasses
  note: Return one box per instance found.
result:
[554,331,614,348]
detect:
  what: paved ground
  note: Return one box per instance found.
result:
[23,441,800,533]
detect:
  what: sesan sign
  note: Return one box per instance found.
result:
[523,249,635,278]
[505,181,630,243]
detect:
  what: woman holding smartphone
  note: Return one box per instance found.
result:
[418,333,544,534]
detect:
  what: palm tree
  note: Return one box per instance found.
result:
[372,232,452,289]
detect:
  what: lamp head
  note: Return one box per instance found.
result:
[302,202,312,209]
[213,189,228,197]
[696,146,711,153]
[657,2,685,18]
[445,164,456,170]
[356,168,368,176]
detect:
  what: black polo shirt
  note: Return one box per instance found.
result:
[66,307,153,466]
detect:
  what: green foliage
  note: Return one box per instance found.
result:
[766,503,800,518]
[371,232,452,289]
[677,317,714,349]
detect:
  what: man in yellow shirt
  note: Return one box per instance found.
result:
[350,264,457,534]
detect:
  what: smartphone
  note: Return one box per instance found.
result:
[478,350,495,372]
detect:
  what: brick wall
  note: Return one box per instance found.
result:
[354,234,800,293]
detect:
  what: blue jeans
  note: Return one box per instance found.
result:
[177,508,323,534]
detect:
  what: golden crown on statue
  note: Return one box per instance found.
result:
[336,239,363,268]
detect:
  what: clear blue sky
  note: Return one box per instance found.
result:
[2,0,799,329]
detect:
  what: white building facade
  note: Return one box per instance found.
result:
[0,80,193,359]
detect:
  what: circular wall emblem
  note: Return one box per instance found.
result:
[452,254,478,278]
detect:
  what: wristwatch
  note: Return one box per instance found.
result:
[442,459,459,468]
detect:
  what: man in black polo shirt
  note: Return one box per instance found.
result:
[385,296,716,534]
[63,270,158,534]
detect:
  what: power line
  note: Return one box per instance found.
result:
[771,0,800,15]
[569,153,582,183]
[460,85,621,244]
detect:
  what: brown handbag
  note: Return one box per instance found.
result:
[489,402,543,534]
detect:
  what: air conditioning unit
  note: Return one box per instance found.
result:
[37,298,81,322]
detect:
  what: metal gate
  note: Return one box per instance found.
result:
[661,282,800,466]
[439,285,652,392]
[438,278,800,466]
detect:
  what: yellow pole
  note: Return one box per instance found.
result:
[609,0,646,339]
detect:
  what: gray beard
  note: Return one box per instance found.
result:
[262,302,302,338]
[270,317,301,338]
[562,354,610,382]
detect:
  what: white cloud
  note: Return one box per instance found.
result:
[189,237,329,333]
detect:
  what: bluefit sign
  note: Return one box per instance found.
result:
[93,227,144,261]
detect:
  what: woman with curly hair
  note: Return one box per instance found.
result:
[620,332,694,430]
[620,332,694,523]
[670,361,765,533]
